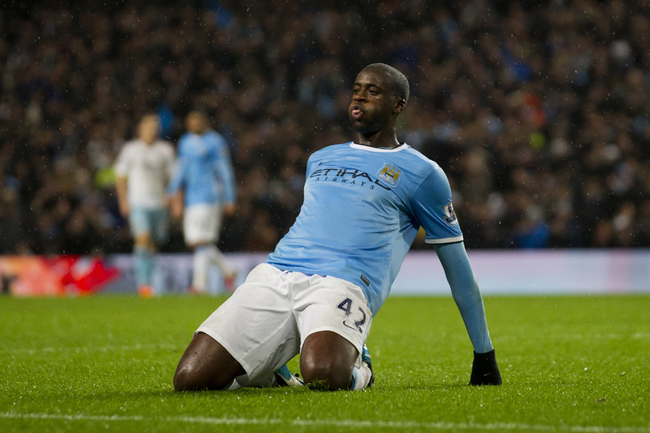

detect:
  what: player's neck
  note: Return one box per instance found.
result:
[352,129,400,149]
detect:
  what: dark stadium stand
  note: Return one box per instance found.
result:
[1,0,650,254]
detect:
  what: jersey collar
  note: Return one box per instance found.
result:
[349,142,410,153]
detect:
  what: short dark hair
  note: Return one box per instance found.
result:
[362,63,410,104]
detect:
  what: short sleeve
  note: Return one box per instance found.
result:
[114,145,131,177]
[410,165,463,244]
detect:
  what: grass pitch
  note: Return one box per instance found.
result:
[0,294,648,433]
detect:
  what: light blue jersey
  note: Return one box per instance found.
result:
[267,142,463,315]
[167,130,236,206]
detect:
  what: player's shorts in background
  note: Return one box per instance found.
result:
[129,207,169,244]
[196,263,373,387]
[183,203,222,245]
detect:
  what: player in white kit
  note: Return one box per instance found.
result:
[173,64,502,391]
[115,114,175,298]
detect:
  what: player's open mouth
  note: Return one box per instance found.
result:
[351,106,363,120]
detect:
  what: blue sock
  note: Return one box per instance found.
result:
[134,246,155,287]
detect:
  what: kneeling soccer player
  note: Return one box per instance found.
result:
[173,63,502,392]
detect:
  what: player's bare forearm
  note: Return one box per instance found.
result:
[169,191,184,220]
[222,202,235,217]
[115,177,129,217]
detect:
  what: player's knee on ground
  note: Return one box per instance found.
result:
[173,365,196,391]
[300,353,355,391]
[173,333,244,391]
[300,350,354,391]
[173,361,231,391]
[173,363,208,391]
[300,331,358,391]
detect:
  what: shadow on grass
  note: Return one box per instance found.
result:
[53,384,315,402]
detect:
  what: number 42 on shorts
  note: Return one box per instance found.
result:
[338,298,367,334]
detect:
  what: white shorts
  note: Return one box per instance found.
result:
[196,263,373,387]
[129,207,168,244]
[183,203,222,245]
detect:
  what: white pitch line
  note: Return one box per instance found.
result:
[1,412,648,433]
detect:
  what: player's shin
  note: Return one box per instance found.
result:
[192,245,211,293]
[134,244,155,295]
[205,244,235,275]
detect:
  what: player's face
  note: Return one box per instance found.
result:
[348,69,395,135]
[186,113,207,134]
[139,117,160,144]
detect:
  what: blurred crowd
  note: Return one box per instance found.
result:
[1,0,650,255]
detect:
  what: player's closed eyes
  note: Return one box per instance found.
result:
[353,88,380,97]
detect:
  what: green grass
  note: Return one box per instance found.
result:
[0,295,648,432]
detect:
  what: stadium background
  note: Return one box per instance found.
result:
[1,0,650,295]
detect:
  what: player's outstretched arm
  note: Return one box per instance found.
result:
[433,241,502,386]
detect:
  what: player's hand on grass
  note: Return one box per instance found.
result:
[469,349,502,386]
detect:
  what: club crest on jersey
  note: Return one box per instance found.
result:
[443,201,458,225]
[376,163,402,187]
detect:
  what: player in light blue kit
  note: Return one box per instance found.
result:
[168,111,238,294]
[174,64,502,391]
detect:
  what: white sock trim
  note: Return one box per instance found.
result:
[351,363,372,391]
